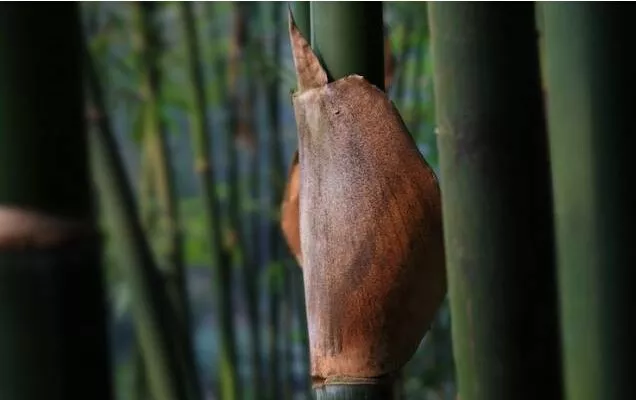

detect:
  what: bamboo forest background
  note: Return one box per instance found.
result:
[84,2,451,399]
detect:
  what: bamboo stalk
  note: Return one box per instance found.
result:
[139,134,158,231]
[180,3,240,399]
[0,4,111,399]
[291,1,311,41]
[310,1,385,91]
[542,4,635,400]
[428,3,562,399]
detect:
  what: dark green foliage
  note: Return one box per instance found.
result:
[180,3,240,399]
[86,36,199,400]
[291,2,310,40]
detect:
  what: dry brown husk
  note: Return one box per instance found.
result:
[283,12,447,386]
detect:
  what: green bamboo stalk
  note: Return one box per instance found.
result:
[305,2,392,398]
[310,1,385,91]
[139,137,158,230]
[542,4,634,400]
[134,132,153,400]
[291,1,310,41]
[0,4,111,399]
[180,3,240,399]
[85,39,198,400]
[428,4,562,400]
[135,103,155,400]
[131,341,148,400]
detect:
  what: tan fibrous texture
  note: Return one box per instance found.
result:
[282,21,397,269]
[288,16,447,384]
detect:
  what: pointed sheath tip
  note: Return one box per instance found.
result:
[287,5,296,32]
[288,4,327,93]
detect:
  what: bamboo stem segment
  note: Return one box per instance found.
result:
[542,4,635,400]
[428,3,562,400]
[310,1,385,91]
[180,3,240,399]
[291,1,311,41]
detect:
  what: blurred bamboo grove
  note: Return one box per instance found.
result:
[81,1,451,399]
[4,2,635,400]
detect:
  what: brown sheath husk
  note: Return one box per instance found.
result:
[286,14,447,385]
[281,150,302,266]
[281,26,396,269]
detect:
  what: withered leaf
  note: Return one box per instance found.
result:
[288,13,447,385]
